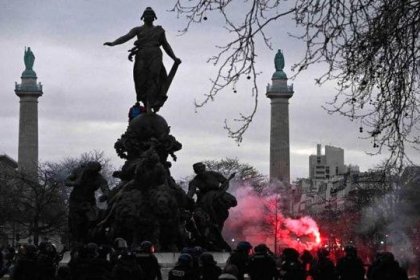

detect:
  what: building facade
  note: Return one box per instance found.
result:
[309,144,347,180]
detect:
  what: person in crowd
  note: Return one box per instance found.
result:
[128,102,146,122]
[112,246,144,280]
[193,246,205,270]
[36,241,59,280]
[336,245,365,280]
[367,251,408,280]
[181,246,203,276]
[56,265,72,280]
[68,242,112,280]
[10,244,39,280]
[168,253,196,280]
[110,237,129,266]
[199,252,222,280]
[4,245,16,275]
[0,246,5,278]
[98,244,113,263]
[135,240,162,280]
[247,243,279,280]
[279,248,305,280]
[300,250,314,279]
[226,241,252,280]
[219,264,239,280]
[310,248,337,280]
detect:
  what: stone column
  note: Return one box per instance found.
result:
[15,47,43,177]
[266,49,294,183]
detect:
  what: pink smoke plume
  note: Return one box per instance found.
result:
[223,184,321,253]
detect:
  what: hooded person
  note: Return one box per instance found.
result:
[226,241,252,280]
[367,252,408,280]
[310,248,337,280]
[168,253,197,280]
[219,264,239,280]
[279,248,305,280]
[199,252,222,280]
[134,240,162,280]
[336,245,365,280]
[11,245,40,280]
[248,244,279,280]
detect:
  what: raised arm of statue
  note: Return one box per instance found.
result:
[104,27,138,47]
[24,47,35,71]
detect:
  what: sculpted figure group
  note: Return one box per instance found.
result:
[66,7,237,252]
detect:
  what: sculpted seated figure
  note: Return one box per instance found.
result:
[187,163,237,251]
[187,162,229,203]
[65,161,109,244]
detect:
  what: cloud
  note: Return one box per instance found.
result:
[1,1,418,182]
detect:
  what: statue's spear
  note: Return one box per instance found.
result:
[220,172,236,193]
[162,60,181,95]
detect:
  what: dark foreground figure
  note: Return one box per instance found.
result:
[310,248,337,280]
[248,244,279,280]
[4,241,414,280]
[367,252,408,280]
[336,246,365,280]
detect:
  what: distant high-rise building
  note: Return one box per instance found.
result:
[15,47,43,177]
[266,49,294,183]
[309,144,346,180]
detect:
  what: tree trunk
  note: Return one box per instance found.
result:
[33,217,39,245]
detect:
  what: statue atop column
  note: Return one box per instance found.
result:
[104,7,181,113]
[24,47,35,71]
[273,49,287,79]
[22,47,37,78]
[275,49,285,72]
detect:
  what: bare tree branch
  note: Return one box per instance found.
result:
[171,0,420,171]
[291,0,420,171]
[171,0,295,143]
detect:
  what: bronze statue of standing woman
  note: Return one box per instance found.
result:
[104,7,181,113]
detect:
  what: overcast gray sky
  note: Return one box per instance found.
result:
[1,0,415,180]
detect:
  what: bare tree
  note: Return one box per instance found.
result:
[171,0,295,143]
[203,157,268,192]
[171,0,420,169]
[178,157,267,192]
[0,151,115,245]
[0,165,67,245]
[46,150,117,190]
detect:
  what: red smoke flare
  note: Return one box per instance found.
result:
[223,185,321,253]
